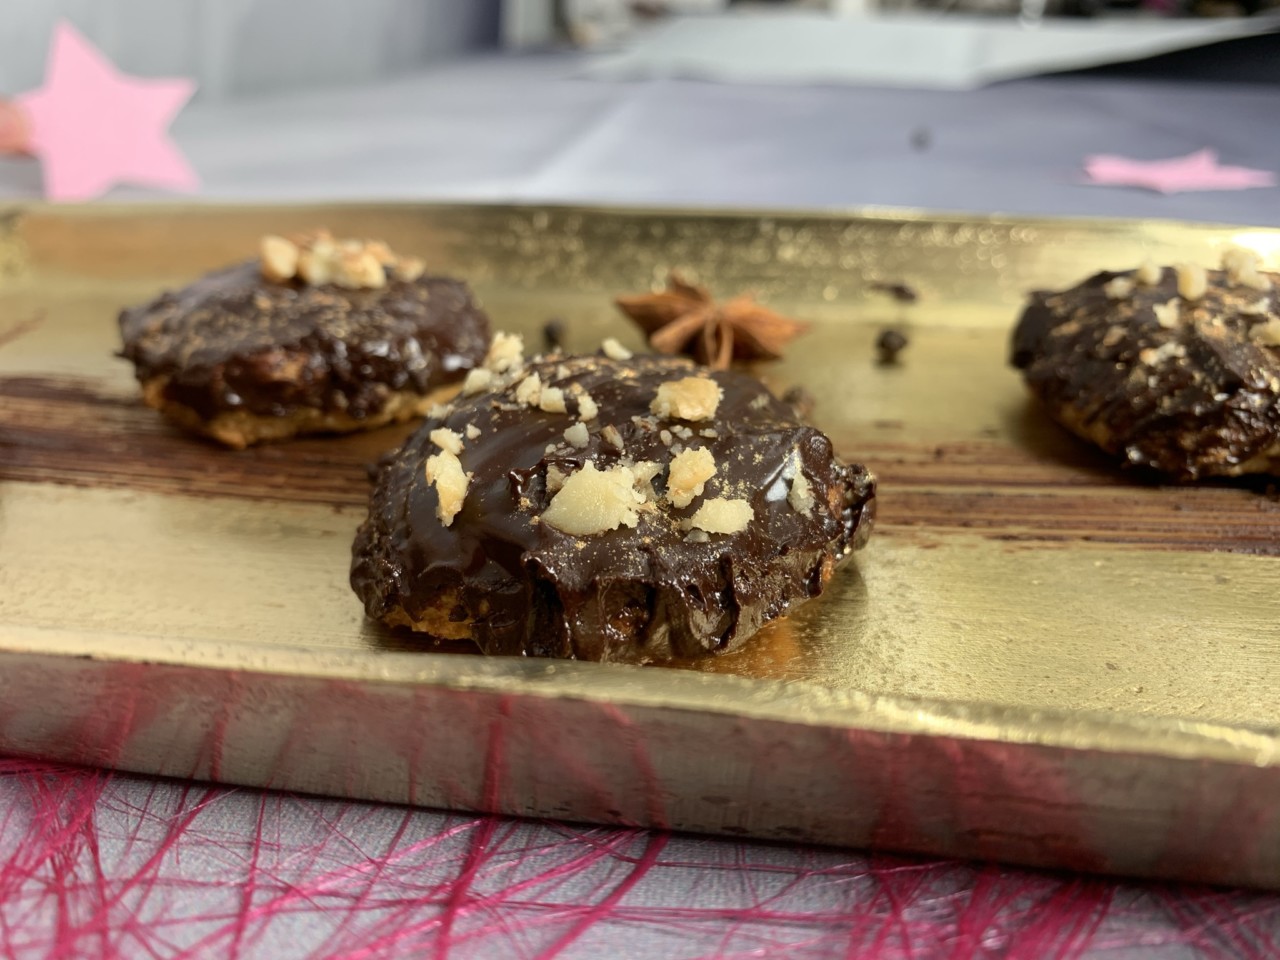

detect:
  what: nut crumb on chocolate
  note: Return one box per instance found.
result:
[651,377,723,421]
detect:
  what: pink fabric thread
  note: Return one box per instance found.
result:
[1,757,1277,959]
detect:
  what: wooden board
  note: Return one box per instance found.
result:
[4,202,1280,889]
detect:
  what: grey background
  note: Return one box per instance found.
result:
[0,0,500,100]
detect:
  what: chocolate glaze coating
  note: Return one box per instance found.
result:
[1012,266,1280,480]
[351,353,876,662]
[119,260,491,421]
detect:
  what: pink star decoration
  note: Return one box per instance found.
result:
[15,20,198,202]
[1083,149,1275,195]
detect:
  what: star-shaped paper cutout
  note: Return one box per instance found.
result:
[15,20,197,201]
[1083,149,1275,195]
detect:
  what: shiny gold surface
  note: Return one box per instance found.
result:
[4,203,1280,888]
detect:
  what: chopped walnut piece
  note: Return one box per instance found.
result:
[683,497,753,535]
[546,464,569,494]
[462,368,494,396]
[465,423,482,440]
[1240,269,1273,293]
[1176,263,1208,301]
[539,386,567,414]
[424,449,470,526]
[650,377,723,421]
[564,422,590,448]
[262,230,425,289]
[429,427,463,456]
[260,235,299,282]
[1252,318,1280,346]
[335,250,386,290]
[601,337,633,361]
[788,467,815,516]
[601,424,625,450]
[1223,247,1261,279]
[1104,277,1135,300]
[667,447,716,508]
[297,249,333,286]
[394,256,426,282]
[485,332,525,374]
[1138,342,1187,366]
[1152,300,1180,329]
[1134,259,1162,286]
[515,372,543,407]
[576,392,599,421]
[541,462,642,535]
[630,460,662,501]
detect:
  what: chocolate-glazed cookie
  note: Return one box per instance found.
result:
[350,337,876,662]
[119,232,491,448]
[1012,252,1280,480]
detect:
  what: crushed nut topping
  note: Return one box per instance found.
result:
[429,427,463,456]
[650,377,723,421]
[1152,300,1180,329]
[258,229,426,290]
[667,447,717,508]
[425,449,470,526]
[485,332,525,374]
[564,422,590,448]
[601,337,633,361]
[428,403,452,419]
[629,460,662,502]
[541,462,643,535]
[576,392,599,421]
[601,424,625,450]
[465,423,482,440]
[1134,259,1162,286]
[539,386,567,414]
[1138,341,1187,366]
[1223,247,1260,280]
[1104,277,1135,300]
[546,464,569,494]
[685,529,711,544]
[515,372,543,407]
[1241,298,1272,318]
[1176,263,1208,301]
[462,368,494,396]
[788,465,815,516]
[683,497,753,535]
[1252,318,1280,346]
[260,235,299,283]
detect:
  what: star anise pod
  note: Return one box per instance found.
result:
[615,271,810,371]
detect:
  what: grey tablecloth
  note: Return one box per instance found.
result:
[3,53,1280,959]
[1,52,1277,223]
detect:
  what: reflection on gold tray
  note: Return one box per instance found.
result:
[4,203,1280,889]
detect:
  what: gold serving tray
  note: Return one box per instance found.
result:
[4,203,1280,889]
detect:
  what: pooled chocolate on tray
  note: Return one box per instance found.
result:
[119,230,491,448]
[351,334,876,662]
[1012,250,1280,480]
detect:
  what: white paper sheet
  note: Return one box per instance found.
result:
[584,12,1280,91]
